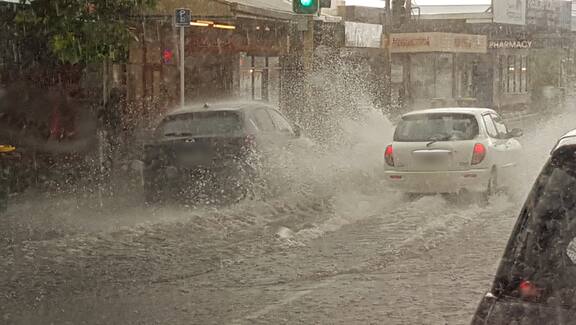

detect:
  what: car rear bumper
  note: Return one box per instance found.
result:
[383,168,491,194]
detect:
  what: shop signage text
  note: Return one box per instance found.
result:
[387,33,487,54]
[489,40,533,49]
[392,37,430,48]
[527,0,550,10]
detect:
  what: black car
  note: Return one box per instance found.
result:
[472,129,576,324]
[142,101,303,203]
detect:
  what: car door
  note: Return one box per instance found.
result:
[491,113,522,158]
[247,108,276,150]
[473,151,576,324]
[481,114,509,170]
[267,109,295,139]
[490,113,521,183]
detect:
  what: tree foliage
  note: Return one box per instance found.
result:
[8,0,157,66]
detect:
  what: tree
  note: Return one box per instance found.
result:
[3,0,157,72]
[0,0,158,154]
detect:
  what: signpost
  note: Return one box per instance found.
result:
[175,8,191,108]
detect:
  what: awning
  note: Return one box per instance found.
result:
[151,0,294,21]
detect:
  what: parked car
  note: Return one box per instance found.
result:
[472,129,576,325]
[383,108,523,197]
[142,101,304,203]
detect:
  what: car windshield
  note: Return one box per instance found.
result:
[158,111,242,137]
[394,113,479,142]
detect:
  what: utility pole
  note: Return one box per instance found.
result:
[297,14,315,117]
[382,0,392,111]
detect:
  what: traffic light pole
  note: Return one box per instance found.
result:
[302,17,314,73]
[302,15,315,115]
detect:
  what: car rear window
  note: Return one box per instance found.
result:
[158,111,242,137]
[394,113,479,142]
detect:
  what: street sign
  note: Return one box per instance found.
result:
[174,8,191,27]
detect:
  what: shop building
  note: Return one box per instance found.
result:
[126,0,295,119]
[386,32,488,109]
[378,0,573,113]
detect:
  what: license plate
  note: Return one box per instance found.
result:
[419,155,445,163]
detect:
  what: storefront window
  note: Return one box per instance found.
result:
[459,65,471,98]
[410,53,452,102]
[515,55,522,93]
[456,56,477,99]
[239,53,280,103]
[268,57,280,104]
[436,54,453,99]
[410,54,435,100]
[521,56,528,93]
[507,55,515,93]
[502,54,528,94]
[499,56,505,90]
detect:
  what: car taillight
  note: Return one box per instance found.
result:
[519,280,541,300]
[471,143,486,165]
[385,145,394,166]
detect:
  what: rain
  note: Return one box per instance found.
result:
[1,0,576,324]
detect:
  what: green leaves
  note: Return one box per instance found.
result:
[9,0,157,65]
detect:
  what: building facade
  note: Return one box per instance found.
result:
[126,0,295,121]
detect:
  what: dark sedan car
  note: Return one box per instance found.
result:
[472,129,576,324]
[143,101,303,203]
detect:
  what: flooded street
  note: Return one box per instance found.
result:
[2,107,574,325]
[1,191,516,325]
[3,1,576,323]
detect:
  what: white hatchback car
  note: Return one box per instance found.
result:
[383,108,523,196]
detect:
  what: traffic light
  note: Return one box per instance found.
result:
[293,0,318,15]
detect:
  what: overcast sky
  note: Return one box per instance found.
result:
[346,0,491,6]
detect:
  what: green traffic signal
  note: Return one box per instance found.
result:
[293,0,318,14]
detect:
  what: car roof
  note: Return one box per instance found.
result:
[167,100,277,116]
[402,107,497,117]
[552,129,576,154]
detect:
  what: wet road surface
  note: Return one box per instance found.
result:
[2,107,575,325]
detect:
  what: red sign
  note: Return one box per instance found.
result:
[162,49,174,64]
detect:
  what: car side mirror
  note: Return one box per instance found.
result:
[508,128,523,138]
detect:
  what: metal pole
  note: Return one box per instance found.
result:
[381,0,392,111]
[303,16,314,111]
[180,26,185,108]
